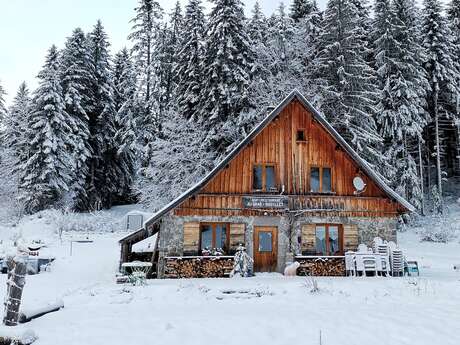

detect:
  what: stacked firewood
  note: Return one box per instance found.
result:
[296,258,345,276]
[164,257,234,278]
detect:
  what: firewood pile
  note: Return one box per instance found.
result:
[164,257,234,278]
[296,257,345,276]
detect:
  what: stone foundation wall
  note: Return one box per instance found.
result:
[156,213,398,278]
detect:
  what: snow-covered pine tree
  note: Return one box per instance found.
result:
[247,0,268,45]
[128,0,164,165]
[59,28,93,208]
[314,0,382,169]
[448,0,460,55]
[113,48,139,203]
[160,1,183,110]
[255,3,307,100]
[21,46,73,213]
[199,0,254,155]
[0,82,31,216]
[175,0,206,120]
[290,0,315,22]
[5,82,32,174]
[421,0,460,213]
[0,81,6,124]
[381,0,430,210]
[84,21,119,210]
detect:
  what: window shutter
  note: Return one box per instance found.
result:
[183,222,200,254]
[343,224,358,252]
[229,223,245,251]
[301,224,316,254]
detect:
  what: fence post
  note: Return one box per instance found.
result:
[3,253,28,326]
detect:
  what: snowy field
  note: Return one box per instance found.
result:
[0,212,459,345]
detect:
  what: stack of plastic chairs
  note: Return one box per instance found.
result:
[388,241,404,276]
[373,237,390,276]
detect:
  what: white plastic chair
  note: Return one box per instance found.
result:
[355,253,377,276]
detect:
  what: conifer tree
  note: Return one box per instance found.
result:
[113,48,139,202]
[5,83,32,172]
[0,82,31,208]
[60,28,93,207]
[448,0,460,69]
[199,0,254,153]
[290,0,315,22]
[175,0,206,120]
[247,1,268,45]
[421,0,460,213]
[128,0,164,164]
[0,81,6,124]
[21,46,73,212]
[315,0,381,168]
[84,21,119,209]
[161,1,183,108]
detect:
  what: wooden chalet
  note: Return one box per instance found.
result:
[119,90,413,278]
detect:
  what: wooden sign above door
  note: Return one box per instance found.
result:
[242,196,288,209]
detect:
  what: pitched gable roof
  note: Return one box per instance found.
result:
[120,90,414,243]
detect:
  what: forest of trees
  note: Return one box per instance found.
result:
[0,0,459,217]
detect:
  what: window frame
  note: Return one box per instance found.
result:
[310,166,333,193]
[199,223,230,254]
[314,224,344,256]
[296,128,307,143]
[252,163,278,192]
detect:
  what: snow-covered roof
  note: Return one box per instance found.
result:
[120,90,414,243]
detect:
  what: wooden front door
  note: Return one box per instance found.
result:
[253,226,278,272]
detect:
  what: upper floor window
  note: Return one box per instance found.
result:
[253,164,276,191]
[310,167,332,193]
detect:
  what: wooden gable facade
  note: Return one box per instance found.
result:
[120,90,413,278]
[174,99,407,218]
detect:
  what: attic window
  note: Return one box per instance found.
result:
[296,129,306,142]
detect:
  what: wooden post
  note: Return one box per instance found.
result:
[3,254,27,326]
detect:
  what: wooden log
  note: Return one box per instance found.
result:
[3,254,27,326]
[18,300,64,323]
[296,257,345,276]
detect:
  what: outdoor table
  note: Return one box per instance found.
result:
[121,261,152,286]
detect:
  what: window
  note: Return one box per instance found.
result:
[253,164,277,191]
[296,129,306,142]
[315,224,343,255]
[310,167,332,193]
[200,223,229,253]
[258,231,273,252]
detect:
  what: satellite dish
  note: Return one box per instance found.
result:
[353,176,366,191]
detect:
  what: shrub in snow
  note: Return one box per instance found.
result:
[419,215,458,243]
[230,245,253,278]
[305,274,319,293]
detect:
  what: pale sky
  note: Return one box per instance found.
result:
[0,0,326,105]
[0,0,444,106]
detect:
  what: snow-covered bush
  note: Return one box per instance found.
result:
[47,209,116,236]
[418,215,459,243]
[230,245,253,278]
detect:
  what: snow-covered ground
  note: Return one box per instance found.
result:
[0,208,459,345]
